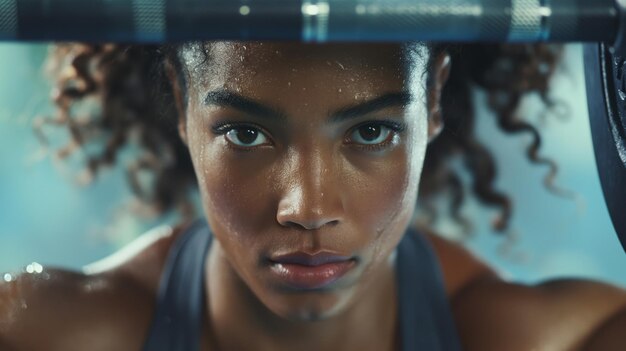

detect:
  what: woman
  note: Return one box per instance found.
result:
[1,41,625,350]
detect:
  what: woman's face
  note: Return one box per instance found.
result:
[177,42,445,321]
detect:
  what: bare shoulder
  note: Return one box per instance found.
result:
[424,231,626,351]
[422,229,497,297]
[83,224,185,291]
[0,224,188,351]
[453,276,626,350]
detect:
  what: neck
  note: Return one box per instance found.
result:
[204,241,399,351]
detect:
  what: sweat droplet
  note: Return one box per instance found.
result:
[26,263,40,274]
[239,5,251,15]
[31,262,43,273]
[338,88,342,93]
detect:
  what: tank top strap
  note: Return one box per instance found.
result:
[396,227,463,351]
[142,219,213,351]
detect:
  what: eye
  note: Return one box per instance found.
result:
[348,123,393,145]
[224,126,269,147]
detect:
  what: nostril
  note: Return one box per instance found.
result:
[283,221,309,230]
[276,186,345,230]
[280,218,339,231]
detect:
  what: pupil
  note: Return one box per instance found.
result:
[238,128,258,144]
[359,125,381,141]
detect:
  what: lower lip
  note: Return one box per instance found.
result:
[269,260,356,290]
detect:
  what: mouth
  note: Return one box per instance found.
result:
[268,252,357,290]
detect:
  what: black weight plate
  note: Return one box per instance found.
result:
[585,43,626,253]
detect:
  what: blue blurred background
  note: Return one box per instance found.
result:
[0,43,625,287]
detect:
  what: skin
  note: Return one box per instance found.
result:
[1,42,626,351]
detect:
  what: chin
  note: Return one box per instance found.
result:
[278,302,342,322]
[266,290,356,323]
[285,308,334,322]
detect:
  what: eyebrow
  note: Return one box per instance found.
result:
[330,91,413,122]
[204,90,288,121]
[203,89,413,122]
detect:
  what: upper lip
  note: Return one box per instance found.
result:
[270,251,353,266]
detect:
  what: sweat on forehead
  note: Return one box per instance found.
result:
[176,41,431,102]
[179,42,427,75]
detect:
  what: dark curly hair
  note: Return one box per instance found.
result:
[36,42,564,235]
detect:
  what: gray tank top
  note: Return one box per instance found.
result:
[142,219,463,350]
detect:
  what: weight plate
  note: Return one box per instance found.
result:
[585,42,626,253]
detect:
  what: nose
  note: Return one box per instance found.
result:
[276,151,345,230]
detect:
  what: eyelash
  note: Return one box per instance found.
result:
[345,120,406,152]
[211,122,273,151]
[210,120,406,152]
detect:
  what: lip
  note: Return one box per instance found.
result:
[270,252,353,266]
[269,252,356,290]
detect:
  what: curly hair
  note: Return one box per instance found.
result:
[37,42,564,235]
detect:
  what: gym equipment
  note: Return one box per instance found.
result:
[586,42,626,252]
[0,0,620,44]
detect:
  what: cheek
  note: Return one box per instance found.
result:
[346,131,427,265]
[346,155,418,235]
[354,152,421,258]
[199,153,275,239]
[184,113,274,241]
[346,121,427,238]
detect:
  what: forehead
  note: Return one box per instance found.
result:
[180,42,428,88]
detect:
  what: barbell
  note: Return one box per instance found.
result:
[1,0,626,252]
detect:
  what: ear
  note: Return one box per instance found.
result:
[427,52,451,143]
[164,59,189,147]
